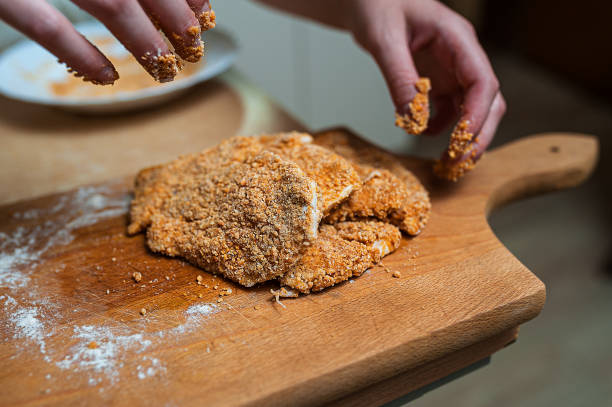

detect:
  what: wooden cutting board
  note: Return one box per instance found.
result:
[0,129,597,406]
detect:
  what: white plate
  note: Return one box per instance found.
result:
[0,20,238,113]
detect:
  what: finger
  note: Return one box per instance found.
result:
[138,0,203,62]
[0,0,117,84]
[367,21,421,114]
[445,23,499,137]
[471,92,506,160]
[72,0,180,82]
[441,91,505,164]
[363,17,432,135]
[185,0,216,31]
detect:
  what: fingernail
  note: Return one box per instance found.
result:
[100,65,119,84]
[81,65,118,85]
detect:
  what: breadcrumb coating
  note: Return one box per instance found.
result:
[279,221,401,294]
[128,140,319,287]
[171,26,204,63]
[141,51,181,83]
[325,169,429,236]
[198,10,216,31]
[395,78,431,135]
[433,120,479,181]
[314,131,431,235]
[259,133,362,215]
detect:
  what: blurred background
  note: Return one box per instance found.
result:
[0,0,610,405]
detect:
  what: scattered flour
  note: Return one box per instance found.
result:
[1,185,221,390]
[0,185,129,290]
[56,325,152,384]
[56,303,217,384]
[10,307,48,355]
[0,294,17,307]
[0,228,37,288]
[159,303,219,337]
[137,357,166,380]
[185,303,217,318]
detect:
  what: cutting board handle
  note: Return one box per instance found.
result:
[478,133,599,214]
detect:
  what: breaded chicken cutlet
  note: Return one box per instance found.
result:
[129,149,319,287]
[128,132,431,295]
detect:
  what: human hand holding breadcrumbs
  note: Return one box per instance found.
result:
[257,0,506,179]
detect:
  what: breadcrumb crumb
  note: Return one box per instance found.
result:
[140,308,147,316]
[132,272,142,283]
[198,10,216,31]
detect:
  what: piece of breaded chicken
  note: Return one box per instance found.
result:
[260,132,362,215]
[279,221,402,295]
[128,147,320,287]
[314,130,431,235]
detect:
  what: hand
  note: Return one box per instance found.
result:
[257,0,505,166]
[347,0,505,162]
[0,0,216,84]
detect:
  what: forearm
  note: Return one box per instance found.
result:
[253,0,353,31]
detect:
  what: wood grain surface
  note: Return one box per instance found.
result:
[330,327,519,407]
[0,129,597,406]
